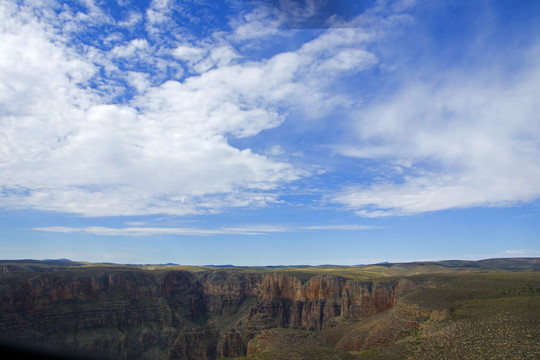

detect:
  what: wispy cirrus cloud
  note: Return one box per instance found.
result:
[32,223,380,236]
[300,224,381,230]
[331,63,540,217]
[329,3,540,217]
[503,249,540,257]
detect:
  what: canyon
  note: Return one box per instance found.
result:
[0,259,539,359]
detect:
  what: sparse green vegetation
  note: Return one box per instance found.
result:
[225,266,540,359]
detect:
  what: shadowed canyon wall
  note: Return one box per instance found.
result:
[0,269,400,359]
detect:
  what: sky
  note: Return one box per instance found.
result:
[1,0,539,265]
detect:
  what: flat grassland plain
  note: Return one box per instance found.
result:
[0,258,539,359]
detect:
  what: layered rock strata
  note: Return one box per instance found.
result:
[0,269,400,359]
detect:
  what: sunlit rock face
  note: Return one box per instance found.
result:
[0,268,399,359]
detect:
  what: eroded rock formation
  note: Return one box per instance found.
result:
[0,268,401,359]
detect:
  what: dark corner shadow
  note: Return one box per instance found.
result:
[0,341,101,360]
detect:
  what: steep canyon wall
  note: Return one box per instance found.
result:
[0,269,400,359]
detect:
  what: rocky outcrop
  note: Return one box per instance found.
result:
[0,265,18,274]
[217,328,247,358]
[199,272,396,328]
[168,326,219,360]
[341,280,397,319]
[0,268,402,359]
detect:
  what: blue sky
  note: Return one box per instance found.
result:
[1,0,539,265]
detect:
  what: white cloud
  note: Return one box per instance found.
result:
[173,45,207,63]
[0,1,306,216]
[192,45,240,73]
[503,249,540,257]
[265,145,285,156]
[145,0,171,26]
[118,11,142,28]
[32,223,381,236]
[32,226,279,236]
[124,221,147,226]
[110,39,150,58]
[318,48,378,72]
[125,71,151,93]
[332,58,540,217]
[229,4,282,42]
[301,224,381,230]
[0,0,403,217]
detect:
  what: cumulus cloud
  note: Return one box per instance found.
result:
[0,0,384,217]
[173,45,207,64]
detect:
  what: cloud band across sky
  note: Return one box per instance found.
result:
[32,224,381,237]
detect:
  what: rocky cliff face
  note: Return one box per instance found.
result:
[0,268,401,359]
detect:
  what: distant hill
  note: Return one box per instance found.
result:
[1,257,539,276]
[42,258,72,262]
[204,264,236,268]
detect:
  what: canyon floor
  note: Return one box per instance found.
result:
[1,258,539,359]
